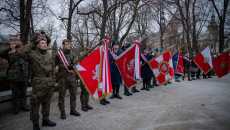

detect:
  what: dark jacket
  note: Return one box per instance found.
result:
[0,47,29,82]
[109,49,123,84]
[141,53,153,79]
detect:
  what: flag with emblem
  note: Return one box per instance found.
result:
[115,41,141,87]
[172,49,184,78]
[193,46,213,75]
[149,50,174,85]
[212,51,230,78]
[74,46,104,102]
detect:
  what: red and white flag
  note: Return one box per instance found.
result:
[212,51,230,78]
[74,47,104,102]
[98,37,113,96]
[193,46,213,75]
[149,50,174,85]
[115,41,141,87]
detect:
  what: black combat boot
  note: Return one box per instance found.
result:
[21,104,30,111]
[13,106,20,115]
[70,109,81,116]
[140,80,146,90]
[110,85,116,99]
[133,86,139,92]
[42,119,56,127]
[100,99,106,105]
[60,111,66,119]
[86,104,93,110]
[128,92,133,95]
[82,106,88,112]
[103,98,110,104]
[115,85,122,99]
[33,124,40,130]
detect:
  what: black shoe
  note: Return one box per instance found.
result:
[133,87,139,92]
[60,111,66,119]
[42,119,56,127]
[124,92,130,96]
[86,104,93,110]
[128,92,133,95]
[70,109,81,116]
[110,94,115,99]
[208,76,212,78]
[103,98,110,104]
[196,77,201,79]
[82,106,88,112]
[131,88,136,93]
[168,81,172,84]
[140,87,145,90]
[116,94,122,99]
[192,78,196,80]
[146,88,150,91]
[164,84,167,85]
[13,107,20,114]
[21,105,30,111]
[149,85,154,88]
[188,79,192,81]
[100,99,106,105]
[33,124,40,130]
[175,80,181,82]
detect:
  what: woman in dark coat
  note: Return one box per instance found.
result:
[140,47,153,91]
[109,41,123,99]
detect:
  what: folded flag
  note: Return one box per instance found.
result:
[172,49,184,78]
[212,51,230,78]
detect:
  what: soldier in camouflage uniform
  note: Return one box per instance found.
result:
[0,42,30,114]
[55,39,80,119]
[79,47,93,112]
[19,31,56,130]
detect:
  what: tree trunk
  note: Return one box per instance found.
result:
[67,0,73,40]
[20,0,32,45]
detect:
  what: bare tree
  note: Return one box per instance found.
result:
[209,0,230,53]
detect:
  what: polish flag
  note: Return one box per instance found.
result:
[212,51,230,78]
[74,47,104,102]
[193,46,213,75]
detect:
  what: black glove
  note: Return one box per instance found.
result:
[68,65,74,70]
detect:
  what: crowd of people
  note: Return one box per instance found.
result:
[0,31,218,130]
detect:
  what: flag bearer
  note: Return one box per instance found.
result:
[55,39,80,119]
[140,47,153,91]
[109,41,123,99]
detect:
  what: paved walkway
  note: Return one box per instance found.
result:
[0,74,230,130]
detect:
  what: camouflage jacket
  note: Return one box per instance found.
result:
[0,47,30,82]
[55,49,77,81]
[18,43,55,81]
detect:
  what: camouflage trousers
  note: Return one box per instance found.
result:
[30,77,54,125]
[9,81,27,107]
[58,77,77,112]
[80,82,89,107]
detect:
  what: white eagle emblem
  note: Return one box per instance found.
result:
[203,57,210,63]
[161,64,168,71]
[127,59,135,72]
[92,64,100,80]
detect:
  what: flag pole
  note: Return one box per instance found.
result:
[56,40,104,81]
